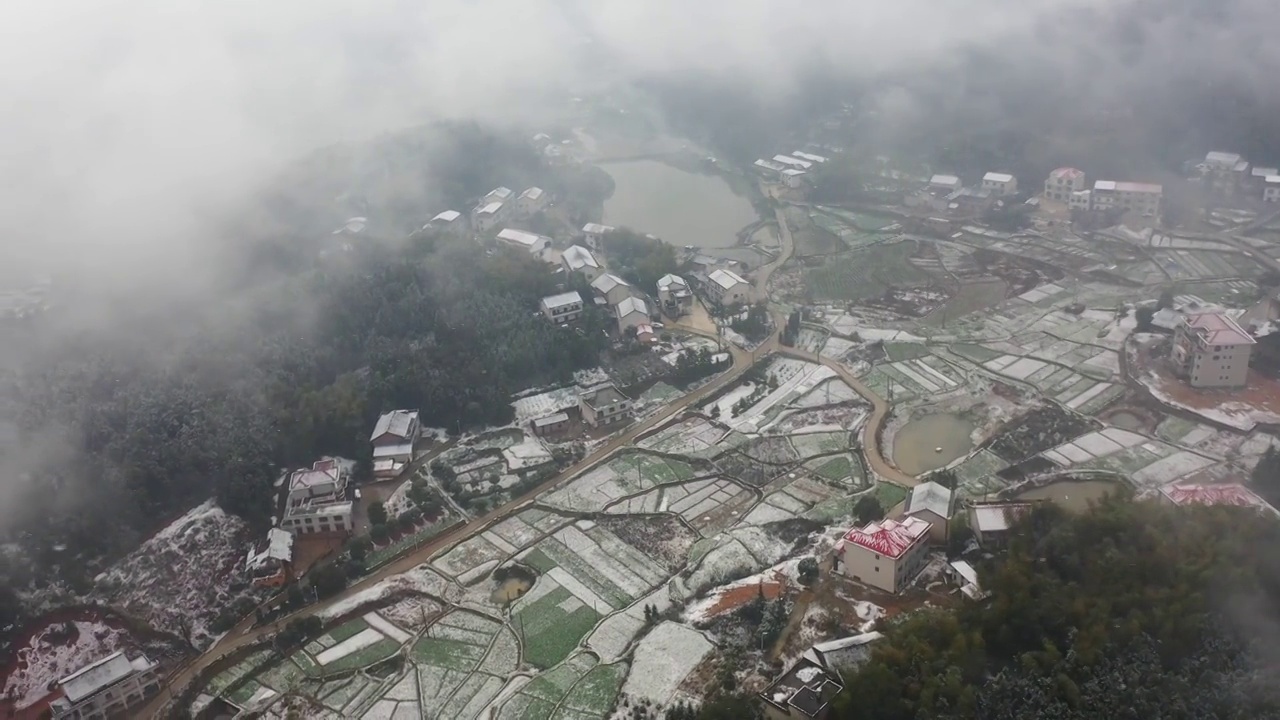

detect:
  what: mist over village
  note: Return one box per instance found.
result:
[2,0,1280,719]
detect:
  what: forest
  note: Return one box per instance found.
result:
[831,498,1280,719]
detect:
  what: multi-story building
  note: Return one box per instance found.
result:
[1091,180,1162,217]
[49,651,161,720]
[981,172,1018,196]
[560,245,603,282]
[425,210,465,236]
[705,268,753,308]
[581,222,616,250]
[1201,151,1250,191]
[657,274,693,317]
[1069,189,1092,211]
[615,296,650,334]
[901,481,954,543]
[518,187,546,214]
[837,516,931,594]
[578,384,633,428]
[1171,312,1254,388]
[1043,167,1086,201]
[472,201,505,232]
[591,273,632,306]
[496,228,548,255]
[280,459,353,535]
[541,291,584,324]
[370,409,420,478]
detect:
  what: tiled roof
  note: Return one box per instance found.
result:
[905,481,954,519]
[1161,483,1276,513]
[843,516,930,559]
[1184,312,1255,346]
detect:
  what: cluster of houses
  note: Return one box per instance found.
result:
[1042,167,1164,217]
[1193,151,1280,201]
[45,650,161,719]
[753,150,829,188]
[906,171,1019,215]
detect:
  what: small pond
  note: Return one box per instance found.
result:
[1107,411,1145,431]
[601,159,759,249]
[892,413,976,476]
[1016,479,1122,513]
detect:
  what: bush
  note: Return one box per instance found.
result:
[798,557,819,585]
[310,563,348,599]
[367,501,388,527]
[370,523,390,544]
[854,495,883,524]
[397,513,416,532]
[347,538,370,562]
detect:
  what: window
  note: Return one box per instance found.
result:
[874,566,879,572]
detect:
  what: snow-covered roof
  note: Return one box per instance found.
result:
[983,172,1014,183]
[533,412,570,427]
[929,174,961,187]
[561,245,600,271]
[657,274,688,291]
[582,222,615,235]
[843,516,930,559]
[1182,312,1255,346]
[1114,181,1162,194]
[811,632,882,655]
[60,652,153,703]
[591,273,629,294]
[1205,151,1242,167]
[520,187,544,201]
[1094,180,1117,191]
[1267,176,1280,185]
[949,559,979,586]
[792,151,828,164]
[773,154,812,169]
[708,268,748,290]
[246,528,294,570]
[1049,167,1084,180]
[616,296,648,318]
[782,169,807,177]
[497,228,545,248]
[477,201,503,216]
[1251,167,1278,178]
[487,186,513,201]
[905,481,954,519]
[289,462,341,492]
[970,502,1033,533]
[1161,483,1277,514]
[542,291,583,310]
[431,210,461,223]
[755,159,787,173]
[371,409,418,442]
[372,442,414,460]
[580,383,629,409]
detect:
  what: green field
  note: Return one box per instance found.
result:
[805,241,932,301]
[810,454,853,482]
[325,618,369,643]
[884,342,931,361]
[874,482,909,510]
[608,452,696,487]
[562,662,628,715]
[922,280,1008,327]
[515,587,602,669]
[412,636,488,670]
[320,639,401,674]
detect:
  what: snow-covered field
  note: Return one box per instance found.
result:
[320,564,452,620]
[619,622,712,705]
[91,499,255,648]
[2,620,130,708]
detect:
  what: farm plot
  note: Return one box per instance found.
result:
[607,451,698,486]
[791,378,862,408]
[499,653,625,720]
[433,535,510,581]
[602,476,753,530]
[951,450,1011,497]
[804,242,933,302]
[790,431,853,457]
[596,515,700,572]
[520,523,668,612]
[746,475,843,524]
[541,466,636,513]
[765,405,867,436]
[619,622,713,706]
[410,611,511,717]
[801,453,868,489]
[796,327,830,355]
[887,357,963,393]
[988,406,1099,463]
[638,416,729,455]
[312,674,383,716]
[511,582,602,669]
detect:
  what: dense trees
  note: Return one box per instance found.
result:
[601,228,680,291]
[832,499,1280,719]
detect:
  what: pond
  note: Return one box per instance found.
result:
[490,577,532,604]
[1016,479,1121,513]
[892,413,977,476]
[1107,411,1145,431]
[601,159,759,249]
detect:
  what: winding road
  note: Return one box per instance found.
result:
[142,194,909,718]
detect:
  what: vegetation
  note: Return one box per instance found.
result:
[601,227,681,291]
[730,303,771,342]
[832,499,1280,719]
[668,347,732,387]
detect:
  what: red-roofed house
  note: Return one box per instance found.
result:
[837,516,931,593]
[1172,312,1255,388]
[1160,483,1279,516]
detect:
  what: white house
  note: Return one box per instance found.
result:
[581,222,616,249]
[838,516,931,594]
[657,274,693,317]
[1171,312,1254,388]
[483,186,514,205]
[928,174,962,192]
[981,172,1018,196]
[1069,189,1092,211]
[472,201,505,232]
[781,169,808,188]
[245,527,294,588]
[541,291,584,324]
[901,481,954,543]
[705,268,753,307]
[496,228,549,255]
[50,651,161,720]
[1091,180,1162,216]
[280,459,353,535]
[371,409,420,478]
[518,187,547,214]
[591,273,632,306]
[753,159,787,178]
[561,245,603,281]
[425,210,465,235]
[1266,176,1280,203]
[578,383,633,428]
[774,154,813,171]
[1044,167,1086,201]
[615,295,650,334]
[968,501,1035,549]
[791,151,829,164]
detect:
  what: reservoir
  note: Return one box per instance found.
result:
[601,160,759,249]
[892,413,976,476]
[1017,479,1121,512]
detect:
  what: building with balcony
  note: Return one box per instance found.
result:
[280,459,353,535]
[837,516,931,594]
[1171,312,1254,388]
[578,383,633,428]
[541,291,584,324]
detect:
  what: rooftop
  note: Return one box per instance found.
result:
[487,186,513,200]
[519,187,544,201]
[1161,483,1277,514]
[561,245,600,271]
[1115,181,1163,194]
[371,409,418,442]
[616,296,648,317]
[541,291,583,310]
[477,201,503,215]
[591,273,630,294]
[580,383,629,409]
[708,268,748,290]
[1183,312,1255,346]
[1252,167,1278,178]
[582,222,616,234]
[289,461,342,493]
[532,412,570,428]
[929,174,961,187]
[1049,167,1084,180]
[657,273,689,291]
[431,210,461,223]
[970,502,1035,533]
[754,159,788,173]
[843,516,930,559]
[760,657,843,718]
[791,151,829,163]
[905,481,954,519]
[496,228,545,248]
[59,651,154,703]
[983,171,1014,183]
[246,528,294,571]
[773,154,812,169]
[1268,176,1280,185]
[1205,151,1242,166]
[782,168,807,177]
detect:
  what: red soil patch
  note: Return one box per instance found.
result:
[703,572,789,617]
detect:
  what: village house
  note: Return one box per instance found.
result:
[657,274,693,317]
[496,228,549,255]
[49,651,161,720]
[560,245,603,281]
[1250,166,1277,193]
[1043,167,1086,202]
[1069,189,1092,211]
[1266,176,1280,203]
[758,657,843,720]
[837,516,931,594]
[1171,312,1255,388]
[280,459,353,535]
[1091,180,1162,216]
[1200,151,1250,191]
[967,501,1035,550]
[782,169,808,188]
[1160,483,1280,516]
[981,172,1018,196]
[483,186,514,205]
[517,187,546,214]
[472,201,505,232]
[928,174,962,193]
[945,186,994,214]
[615,296,650,334]
[581,222,616,250]
[901,481,954,543]
[425,210,465,235]
[370,409,420,479]
[540,291,584,324]
[245,527,294,588]
[773,154,813,171]
[531,411,571,437]
[754,158,788,179]
[947,560,986,600]
[705,268,753,308]
[578,383,633,428]
[591,273,633,306]
[791,150,829,164]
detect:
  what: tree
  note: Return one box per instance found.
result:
[854,495,883,524]
[1135,305,1156,332]
[370,523,390,544]
[347,538,370,562]
[367,501,388,527]
[1157,288,1176,309]
[309,563,348,599]
[798,557,819,585]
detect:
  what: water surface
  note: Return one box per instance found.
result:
[892,413,976,476]
[602,160,758,249]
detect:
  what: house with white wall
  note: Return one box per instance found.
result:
[581,222,616,250]
[615,296,650,334]
[901,481,954,543]
[518,187,547,214]
[472,201,505,232]
[496,228,549,255]
[1266,176,1280,203]
[1091,180,1162,216]
[425,210,465,236]
[1043,167,1085,201]
[837,516,931,594]
[371,409,419,478]
[1171,312,1254,388]
[657,274,693,317]
[50,651,161,720]
[280,459,353,535]
[561,245,603,281]
[579,383,633,428]
[541,291,584,324]
[591,273,632,306]
[981,172,1018,196]
[705,268,753,307]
